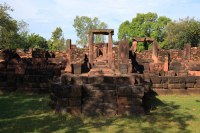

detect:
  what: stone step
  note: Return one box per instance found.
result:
[60,73,144,85]
[94,62,107,66]
[93,65,108,69]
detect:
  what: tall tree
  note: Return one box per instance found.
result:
[27,33,48,49]
[0,3,30,49]
[0,2,18,49]
[49,27,65,51]
[118,12,171,51]
[163,17,200,49]
[73,16,108,46]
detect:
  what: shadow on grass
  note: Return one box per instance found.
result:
[0,92,196,133]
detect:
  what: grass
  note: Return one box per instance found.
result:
[0,92,200,133]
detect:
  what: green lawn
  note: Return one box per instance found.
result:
[0,92,200,133]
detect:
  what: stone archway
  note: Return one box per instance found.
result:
[132,37,158,63]
[88,29,114,68]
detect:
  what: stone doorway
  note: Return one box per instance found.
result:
[88,29,114,68]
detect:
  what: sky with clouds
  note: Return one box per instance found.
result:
[2,0,200,46]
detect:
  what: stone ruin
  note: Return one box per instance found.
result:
[49,29,200,116]
[0,29,200,116]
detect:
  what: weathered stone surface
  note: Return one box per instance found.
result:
[71,76,88,85]
[83,90,103,97]
[118,97,142,106]
[69,98,81,106]
[117,85,132,97]
[57,98,69,106]
[185,76,196,83]
[168,84,186,89]
[70,85,82,97]
[186,83,194,88]
[168,77,179,83]
[150,77,162,84]
[103,96,117,103]
[103,103,117,116]
[82,97,103,104]
[152,84,163,88]
[24,75,41,83]
[129,85,144,98]
[82,103,103,115]
[72,63,81,74]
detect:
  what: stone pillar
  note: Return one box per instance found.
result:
[152,40,158,63]
[108,32,112,68]
[88,33,93,66]
[103,46,107,60]
[132,41,138,52]
[97,48,100,57]
[183,44,191,60]
[94,46,97,58]
[65,39,72,72]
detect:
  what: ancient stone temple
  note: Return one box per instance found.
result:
[49,29,200,116]
[49,29,151,116]
[1,28,199,116]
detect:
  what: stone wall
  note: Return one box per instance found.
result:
[49,73,146,116]
[70,47,89,64]
[112,46,118,69]
[190,47,200,61]
[0,50,66,93]
[0,48,66,60]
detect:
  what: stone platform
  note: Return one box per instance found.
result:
[49,72,151,116]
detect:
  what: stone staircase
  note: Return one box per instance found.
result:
[49,56,152,116]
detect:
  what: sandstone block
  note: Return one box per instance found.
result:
[117,85,132,97]
[69,98,81,106]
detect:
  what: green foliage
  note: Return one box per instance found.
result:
[0,3,31,49]
[49,27,65,51]
[112,40,120,45]
[118,12,171,50]
[27,33,48,49]
[73,16,108,46]
[0,3,50,50]
[163,17,200,49]
[0,2,18,49]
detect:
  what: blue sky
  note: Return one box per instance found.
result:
[2,0,200,46]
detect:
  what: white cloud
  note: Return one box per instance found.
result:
[3,0,200,44]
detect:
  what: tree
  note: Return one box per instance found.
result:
[0,3,30,49]
[0,2,18,49]
[118,12,171,51]
[163,17,200,49]
[73,16,108,46]
[49,27,65,51]
[27,33,48,49]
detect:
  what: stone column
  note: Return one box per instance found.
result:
[94,46,97,58]
[88,33,93,66]
[108,32,112,68]
[103,45,107,60]
[152,40,158,63]
[132,41,138,52]
[183,43,191,60]
[65,39,72,72]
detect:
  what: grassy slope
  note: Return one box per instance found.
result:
[0,93,199,133]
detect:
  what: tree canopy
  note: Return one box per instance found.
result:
[118,12,171,51]
[48,27,65,52]
[163,17,200,49]
[0,3,19,49]
[73,16,108,46]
